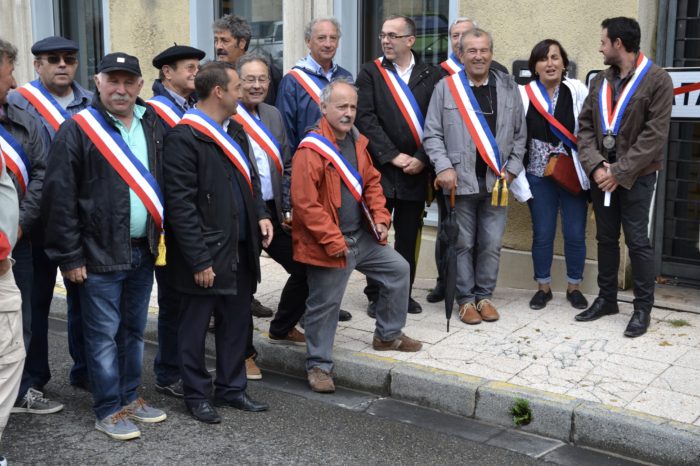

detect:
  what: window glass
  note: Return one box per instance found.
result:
[219,0,284,70]
[360,0,450,66]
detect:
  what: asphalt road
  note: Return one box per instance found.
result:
[1,318,643,466]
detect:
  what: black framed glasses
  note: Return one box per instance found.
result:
[378,33,412,41]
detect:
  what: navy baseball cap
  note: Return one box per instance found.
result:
[98,52,142,76]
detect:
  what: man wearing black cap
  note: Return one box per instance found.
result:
[8,35,93,401]
[42,52,167,440]
[148,44,205,399]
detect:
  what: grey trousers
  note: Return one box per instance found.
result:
[454,195,508,305]
[305,229,409,373]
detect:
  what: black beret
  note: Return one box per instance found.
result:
[31,36,79,55]
[152,45,206,69]
[98,52,142,76]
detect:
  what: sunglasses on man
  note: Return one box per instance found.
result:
[40,55,78,65]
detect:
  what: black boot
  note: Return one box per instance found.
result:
[624,309,651,337]
[575,297,619,322]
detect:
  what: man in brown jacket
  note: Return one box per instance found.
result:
[576,17,673,337]
[291,79,422,394]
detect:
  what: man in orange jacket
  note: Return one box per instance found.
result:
[291,79,422,394]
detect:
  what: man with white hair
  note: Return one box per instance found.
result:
[42,52,167,440]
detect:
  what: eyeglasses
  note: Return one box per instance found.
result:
[241,76,270,84]
[378,33,412,41]
[42,55,78,65]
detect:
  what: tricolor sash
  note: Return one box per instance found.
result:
[289,68,325,105]
[146,95,184,128]
[524,80,577,151]
[599,53,652,136]
[445,71,502,176]
[233,103,283,175]
[72,107,164,230]
[440,53,463,76]
[0,124,31,194]
[373,58,425,147]
[17,80,71,131]
[178,109,253,193]
[298,132,381,240]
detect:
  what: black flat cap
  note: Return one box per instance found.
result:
[98,52,142,76]
[31,36,79,55]
[152,45,206,69]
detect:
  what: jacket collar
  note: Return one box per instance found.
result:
[314,117,368,153]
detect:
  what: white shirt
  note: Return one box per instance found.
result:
[250,138,273,201]
[394,54,415,84]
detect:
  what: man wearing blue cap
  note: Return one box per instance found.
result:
[9,35,92,404]
[42,52,167,440]
[148,44,205,399]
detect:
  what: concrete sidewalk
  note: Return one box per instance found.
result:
[52,255,700,465]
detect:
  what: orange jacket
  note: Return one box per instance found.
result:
[291,117,391,268]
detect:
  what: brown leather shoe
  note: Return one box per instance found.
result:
[372,334,422,352]
[307,367,335,393]
[269,327,306,346]
[477,299,500,322]
[459,302,481,325]
[245,357,262,380]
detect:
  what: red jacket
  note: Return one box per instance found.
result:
[291,117,391,268]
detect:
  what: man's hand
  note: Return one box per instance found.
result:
[334,248,349,258]
[391,153,412,169]
[259,219,274,248]
[376,223,389,242]
[63,266,87,284]
[0,258,11,276]
[194,266,215,288]
[595,162,619,193]
[403,157,425,175]
[434,168,457,190]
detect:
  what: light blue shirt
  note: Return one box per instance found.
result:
[301,54,338,82]
[107,104,149,238]
[250,134,274,201]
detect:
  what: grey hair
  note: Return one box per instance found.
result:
[304,17,342,42]
[459,27,494,53]
[213,14,252,51]
[0,38,18,65]
[319,76,356,105]
[236,52,270,77]
[449,17,477,35]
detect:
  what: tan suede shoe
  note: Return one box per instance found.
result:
[459,302,481,325]
[477,299,500,322]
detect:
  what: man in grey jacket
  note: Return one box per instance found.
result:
[423,28,525,326]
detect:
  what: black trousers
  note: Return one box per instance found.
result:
[365,198,424,301]
[590,172,657,311]
[178,245,251,403]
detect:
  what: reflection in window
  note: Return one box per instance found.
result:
[360,0,449,66]
[53,0,103,91]
[219,0,284,70]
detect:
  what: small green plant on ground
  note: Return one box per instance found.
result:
[667,319,691,327]
[510,398,533,426]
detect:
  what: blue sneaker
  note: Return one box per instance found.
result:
[95,410,141,440]
[124,398,167,423]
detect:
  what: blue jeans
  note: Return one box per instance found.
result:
[526,174,588,285]
[79,244,154,420]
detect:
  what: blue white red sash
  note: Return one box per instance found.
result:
[599,53,652,136]
[17,80,71,131]
[440,53,463,76]
[373,58,425,147]
[445,71,502,175]
[232,103,283,175]
[146,95,184,128]
[72,107,164,230]
[0,125,31,194]
[179,109,253,193]
[524,80,577,151]
[298,132,363,201]
[289,68,325,105]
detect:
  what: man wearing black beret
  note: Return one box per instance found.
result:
[147,44,204,400]
[9,35,93,413]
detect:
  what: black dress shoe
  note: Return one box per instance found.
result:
[624,309,651,338]
[186,401,221,424]
[338,309,352,322]
[214,393,269,412]
[575,297,619,322]
[251,298,274,318]
[426,286,445,303]
[408,297,423,314]
[566,290,588,310]
[529,289,552,310]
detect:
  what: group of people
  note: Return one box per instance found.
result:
[0,11,672,452]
